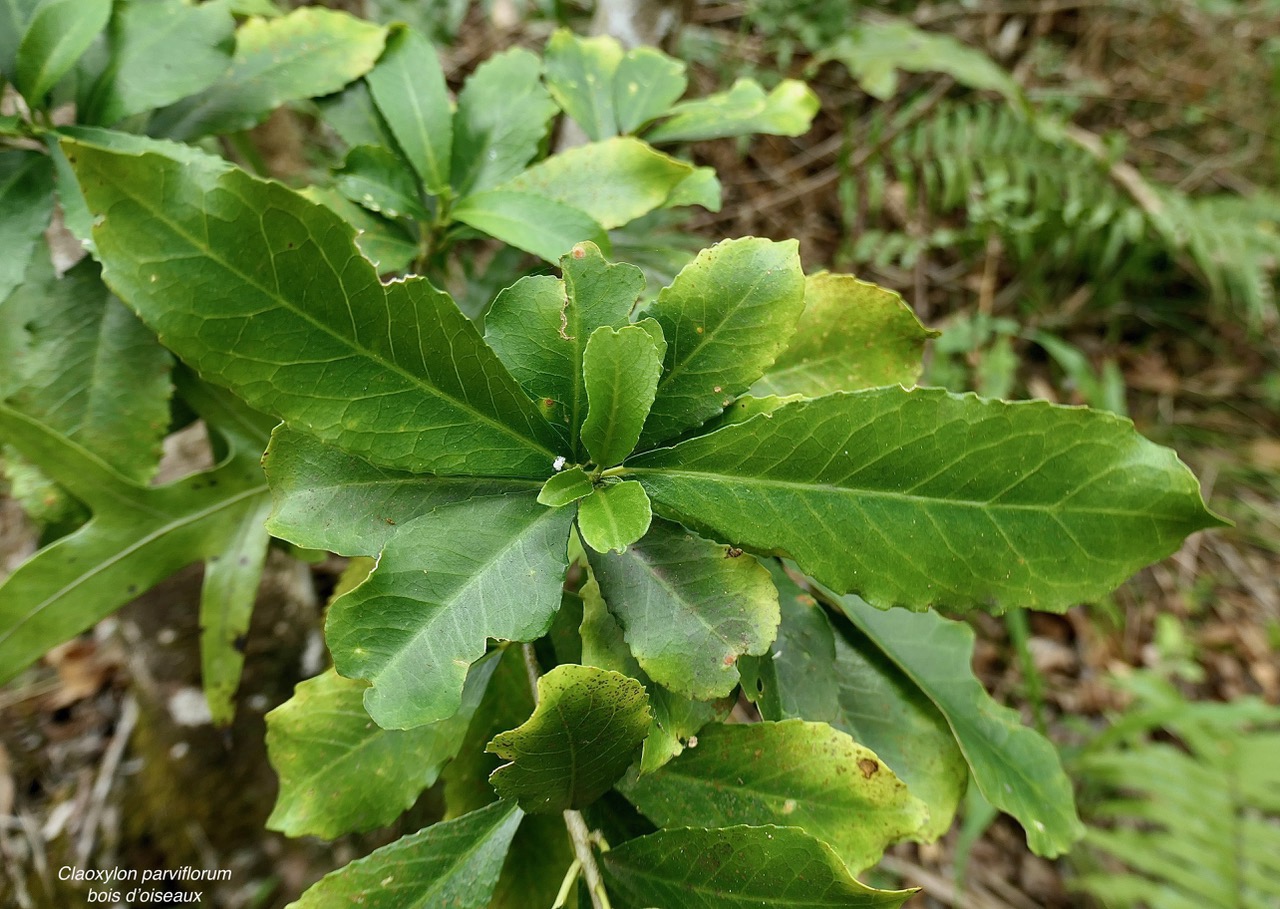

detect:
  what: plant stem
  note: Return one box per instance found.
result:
[564,809,612,909]
[519,644,612,909]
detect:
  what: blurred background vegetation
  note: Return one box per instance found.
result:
[2,1,1277,907]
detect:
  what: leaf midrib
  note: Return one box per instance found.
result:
[91,156,557,467]
[627,466,1173,518]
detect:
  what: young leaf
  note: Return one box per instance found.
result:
[585,518,779,700]
[484,242,645,454]
[334,144,428,220]
[148,7,386,139]
[542,28,622,141]
[266,657,499,838]
[639,237,805,447]
[751,273,938,397]
[498,137,698,230]
[579,576,729,774]
[581,325,663,467]
[325,494,574,728]
[577,480,652,554]
[629,388,1225,611]
[0,150,55,303]
[621,719,929,874]
[365,24,452,196]
[451,190,608,264]
[263,427,538,557]
[487,663,651,813]
[80,0,235,126]
[64,139,565,477]
[601,826,914,909]
[827,588,1085,857]
[538,466,594,507]
[0,403,269,686]
[290,799,522,909]
[451,46,558,196]
[13,0,112,106]
[614,47,687,135]
[645,78,819,143]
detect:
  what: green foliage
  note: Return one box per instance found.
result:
[1074,673,1280,909]
[0,9,1227,906]
[487,663,651,813]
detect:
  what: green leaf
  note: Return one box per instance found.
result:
[266,657,499,838]
[298,184,417,273]
[14,0,112,105]
[315,80,398,151]
[263,427,538,557]
[0,150,55,306]
[487,812,575,909]
[0,402,269,686]
[577,480,652,554]
[334,144,428,220]
[325,493,574,728]
[451,190,607,264]
[621,719,929,874]
[602,826,913,909]
[451,46,557,196]
[585,518,779,700]
[828,590,1085,856]
[181,377,277,728]
[498,137,697,230]
[365,24,452,196]
[0,0,40,81]
[629,387,1225,611]
[578,576,729,773]
[823,617,968,843]
[200,493,271,726]
[639,237,805,447]
[739,563,840,725]
[484,242,645,454]
[64,139,565,477]
[4,259,172,482]
[542,28,622,141]
[149,7,386,140]
[81,0,235,126]
[820,19,1021,102]
[752,273,938,397]
[645,77,819,144]
[538,466,594,507]
[442,645,537,818]
[581,325,663,467]
[289,800,522,909]
[487,663,650,813]
[614,46,687,135]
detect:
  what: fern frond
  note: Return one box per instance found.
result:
[851,101,1280,324]
[1075,675,1280,909]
